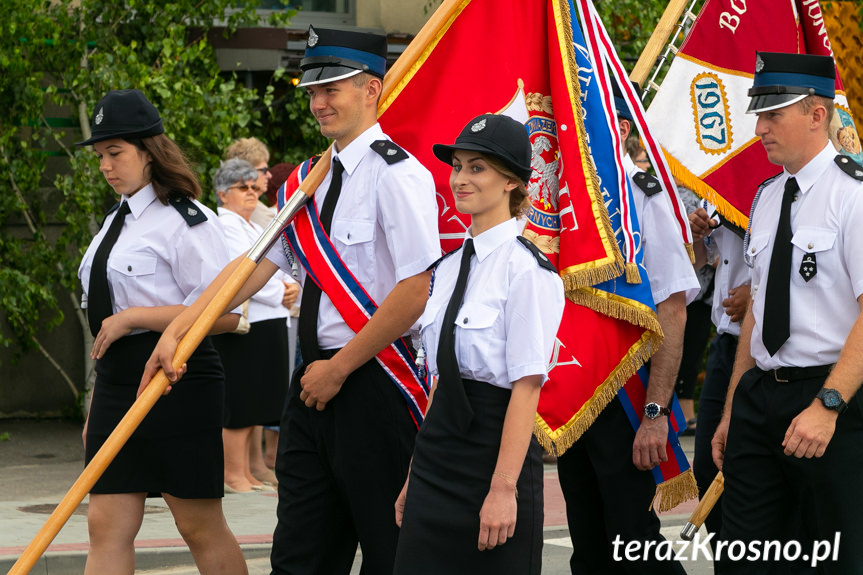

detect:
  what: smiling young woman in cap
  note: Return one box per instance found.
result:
[393,114,564,574]
[76,89,247,574]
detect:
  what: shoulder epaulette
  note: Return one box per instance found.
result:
[170,196,208,226]
[426,247,458,272]
[835,155,863,181]
[100,201,121,228]
[632,172,662,197]
[517,236,557,273]
[371,140,409,165]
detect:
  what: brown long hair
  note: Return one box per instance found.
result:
[483,154,530,218]
[129,134,201,203]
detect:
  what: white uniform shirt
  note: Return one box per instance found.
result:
[266,123,440,349]
[702,203,750,337]
[419,218,565,390]
[748,143,863,370]
[218,207,295,325]
[79,183,232,318]
[625,155,700,305]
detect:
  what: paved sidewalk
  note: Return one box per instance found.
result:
[0,419,713,574]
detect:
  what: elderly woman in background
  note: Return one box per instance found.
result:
[225,137,274,228]
[211,158,300,493]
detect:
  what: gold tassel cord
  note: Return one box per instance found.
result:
[625,262,642,284]
[651,468,699,513]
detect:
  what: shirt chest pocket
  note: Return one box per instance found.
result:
[454,303,502,369]
[108,252,157,300]
[791,228,838,288]
[331,218,375,284]
[747,233,771,296]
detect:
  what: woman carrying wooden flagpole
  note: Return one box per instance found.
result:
[6,140,330,575]
[7,1,487,572]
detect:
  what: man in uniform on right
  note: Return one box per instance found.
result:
[712,52,863,573]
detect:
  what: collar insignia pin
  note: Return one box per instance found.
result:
[95,107,104,125]
[471,119,487,132]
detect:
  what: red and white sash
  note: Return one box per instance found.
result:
[278,160,429,428]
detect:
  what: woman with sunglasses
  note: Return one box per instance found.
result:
[211,158,299,493]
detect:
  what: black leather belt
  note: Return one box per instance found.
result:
[768,364,834,382]
[319,348,342,360]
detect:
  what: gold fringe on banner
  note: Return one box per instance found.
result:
[625,262,641,284]
[569,287,663,334]
[662,146,749,229]
[550,0,625,289]
[651,468,699,513]
[559,260,625,292]
[534,325,662,455]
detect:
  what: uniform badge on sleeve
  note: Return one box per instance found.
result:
[799,252,817,282]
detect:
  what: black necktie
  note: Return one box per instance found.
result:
[87,201,131,337]
[435,238,475,429]
[762,177,798,356]
[299,158,345,363]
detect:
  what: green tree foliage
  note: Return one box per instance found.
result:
[0,1,296,383]
[595,0,678,66]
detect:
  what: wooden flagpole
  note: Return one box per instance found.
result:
[629,0,691,86]
[9,0,474,570]
[6,148,331,575]
[680,471,724,540]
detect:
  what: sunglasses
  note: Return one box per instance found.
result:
[228,184,259,193]
[257,167,269,175]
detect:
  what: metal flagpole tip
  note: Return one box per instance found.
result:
[679,522,698,541]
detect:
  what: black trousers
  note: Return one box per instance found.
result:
[557,398,686,575]
[720,367,863,574]
[270,357,417,575]
[693,331,737,555]
[675,299,713,401]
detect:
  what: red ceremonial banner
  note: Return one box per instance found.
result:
[378,0,622,287]
[647,0,861,227]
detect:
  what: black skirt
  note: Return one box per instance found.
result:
[85,331,225,498]
[211,317,290,428]
[394,378,543,574]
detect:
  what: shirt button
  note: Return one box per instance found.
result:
[723,259,728,265]
[751,247,756,253]
[347,233,352,240]
[808,242,814,249]
[463,317,469,324]
[127,265,132,272]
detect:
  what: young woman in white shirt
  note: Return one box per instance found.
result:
[394,114,564,574]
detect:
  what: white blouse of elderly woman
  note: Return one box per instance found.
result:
[216,160,260,223]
